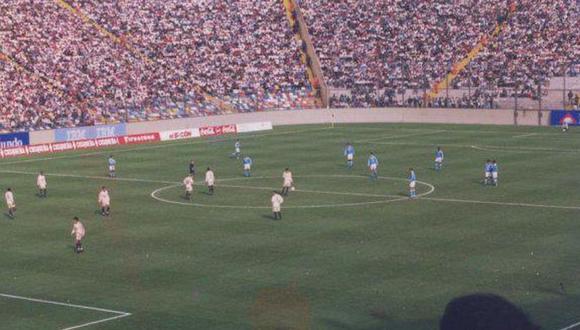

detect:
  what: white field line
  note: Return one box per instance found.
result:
[0,126,571,166]
[357,130,447,143]
[512,133,538,138]
[0,126,332,166]
[0,293,131,330]
[422,197,580,211]
[62,313,131,330]
[0,169,245,185]
[0,169,435,207]
[358,140,579,153]
[150,175,436,209]
[150,186,408,209]
[559,321,580,330]
[2,169,579,211]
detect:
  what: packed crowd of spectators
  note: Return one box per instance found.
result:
[0,0,577,131]
[302,0,578,108]
[0,0,314,132]
[330,88,498,109]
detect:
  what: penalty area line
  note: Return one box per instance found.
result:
[421,197,580,211]
[0,293,131,330]
[559,321,580,330]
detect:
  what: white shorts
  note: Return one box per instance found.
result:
[283,180,292,187]
[244,164,251,170]
[206,181,214,186]
[235,148,240,153]
[369,164,377,171]
[272,205,281,212]
[109,165,115,172]
[485,172,492,178]
[435,157,443,163]
[38,184,47,190]
[409,181,416,188]
[492,172,498,179]
[185,186,193,192]
[75,234,84,241]
[6,201,15,209]
[347,154,354,161]
[100,201,110,208]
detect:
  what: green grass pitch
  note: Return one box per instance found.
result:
[1,123,580,330]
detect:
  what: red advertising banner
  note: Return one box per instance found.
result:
[0,122,272,159]
[2,146,28,158]
[199,124,237,137]
[27,144,52,155]
[122,133,160,145]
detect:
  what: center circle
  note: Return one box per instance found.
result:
[150,175,435,209]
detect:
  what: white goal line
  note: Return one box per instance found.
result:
[0,293,131,330]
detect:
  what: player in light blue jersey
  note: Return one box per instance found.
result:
[491,160,499,186]
[232,139,241,159]
[408,168,417,198]
[483,159,492,185]
[108,155,116,178]
[435,147,444,171]
[242,156,253,177]
[368,152,379,180]
[344,143,355,169]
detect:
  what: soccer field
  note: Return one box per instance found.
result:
[1,123,580,330]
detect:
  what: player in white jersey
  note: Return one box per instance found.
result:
[271,191,284,220]
[108,155,116,178]
[98,186,111,216]
[232,139,241,159]
[5,188,15,218]
[205,167,215,195]
[281,168,293,196]
[562,121,569,132]
[183,175,194,200]
[37,171,47,197]
[70,216,85,253]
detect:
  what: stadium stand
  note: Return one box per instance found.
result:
[0,0,578,131]
[0,0,316,131]
[301,0,578,109]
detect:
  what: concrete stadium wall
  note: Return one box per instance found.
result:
[29,108,550,144]
[125,108,549,135]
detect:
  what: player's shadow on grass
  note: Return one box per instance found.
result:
[261,214,278,221]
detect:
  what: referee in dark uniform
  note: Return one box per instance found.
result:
[189,160,196,176]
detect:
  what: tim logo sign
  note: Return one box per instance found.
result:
[55,124,127,142]
[0,132,30,148]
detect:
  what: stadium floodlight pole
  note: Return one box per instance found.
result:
[446,62,451,105]
[562,62,570,109]
[514,83,518,112]
[538,74,544,112]
[467,62,471,101]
